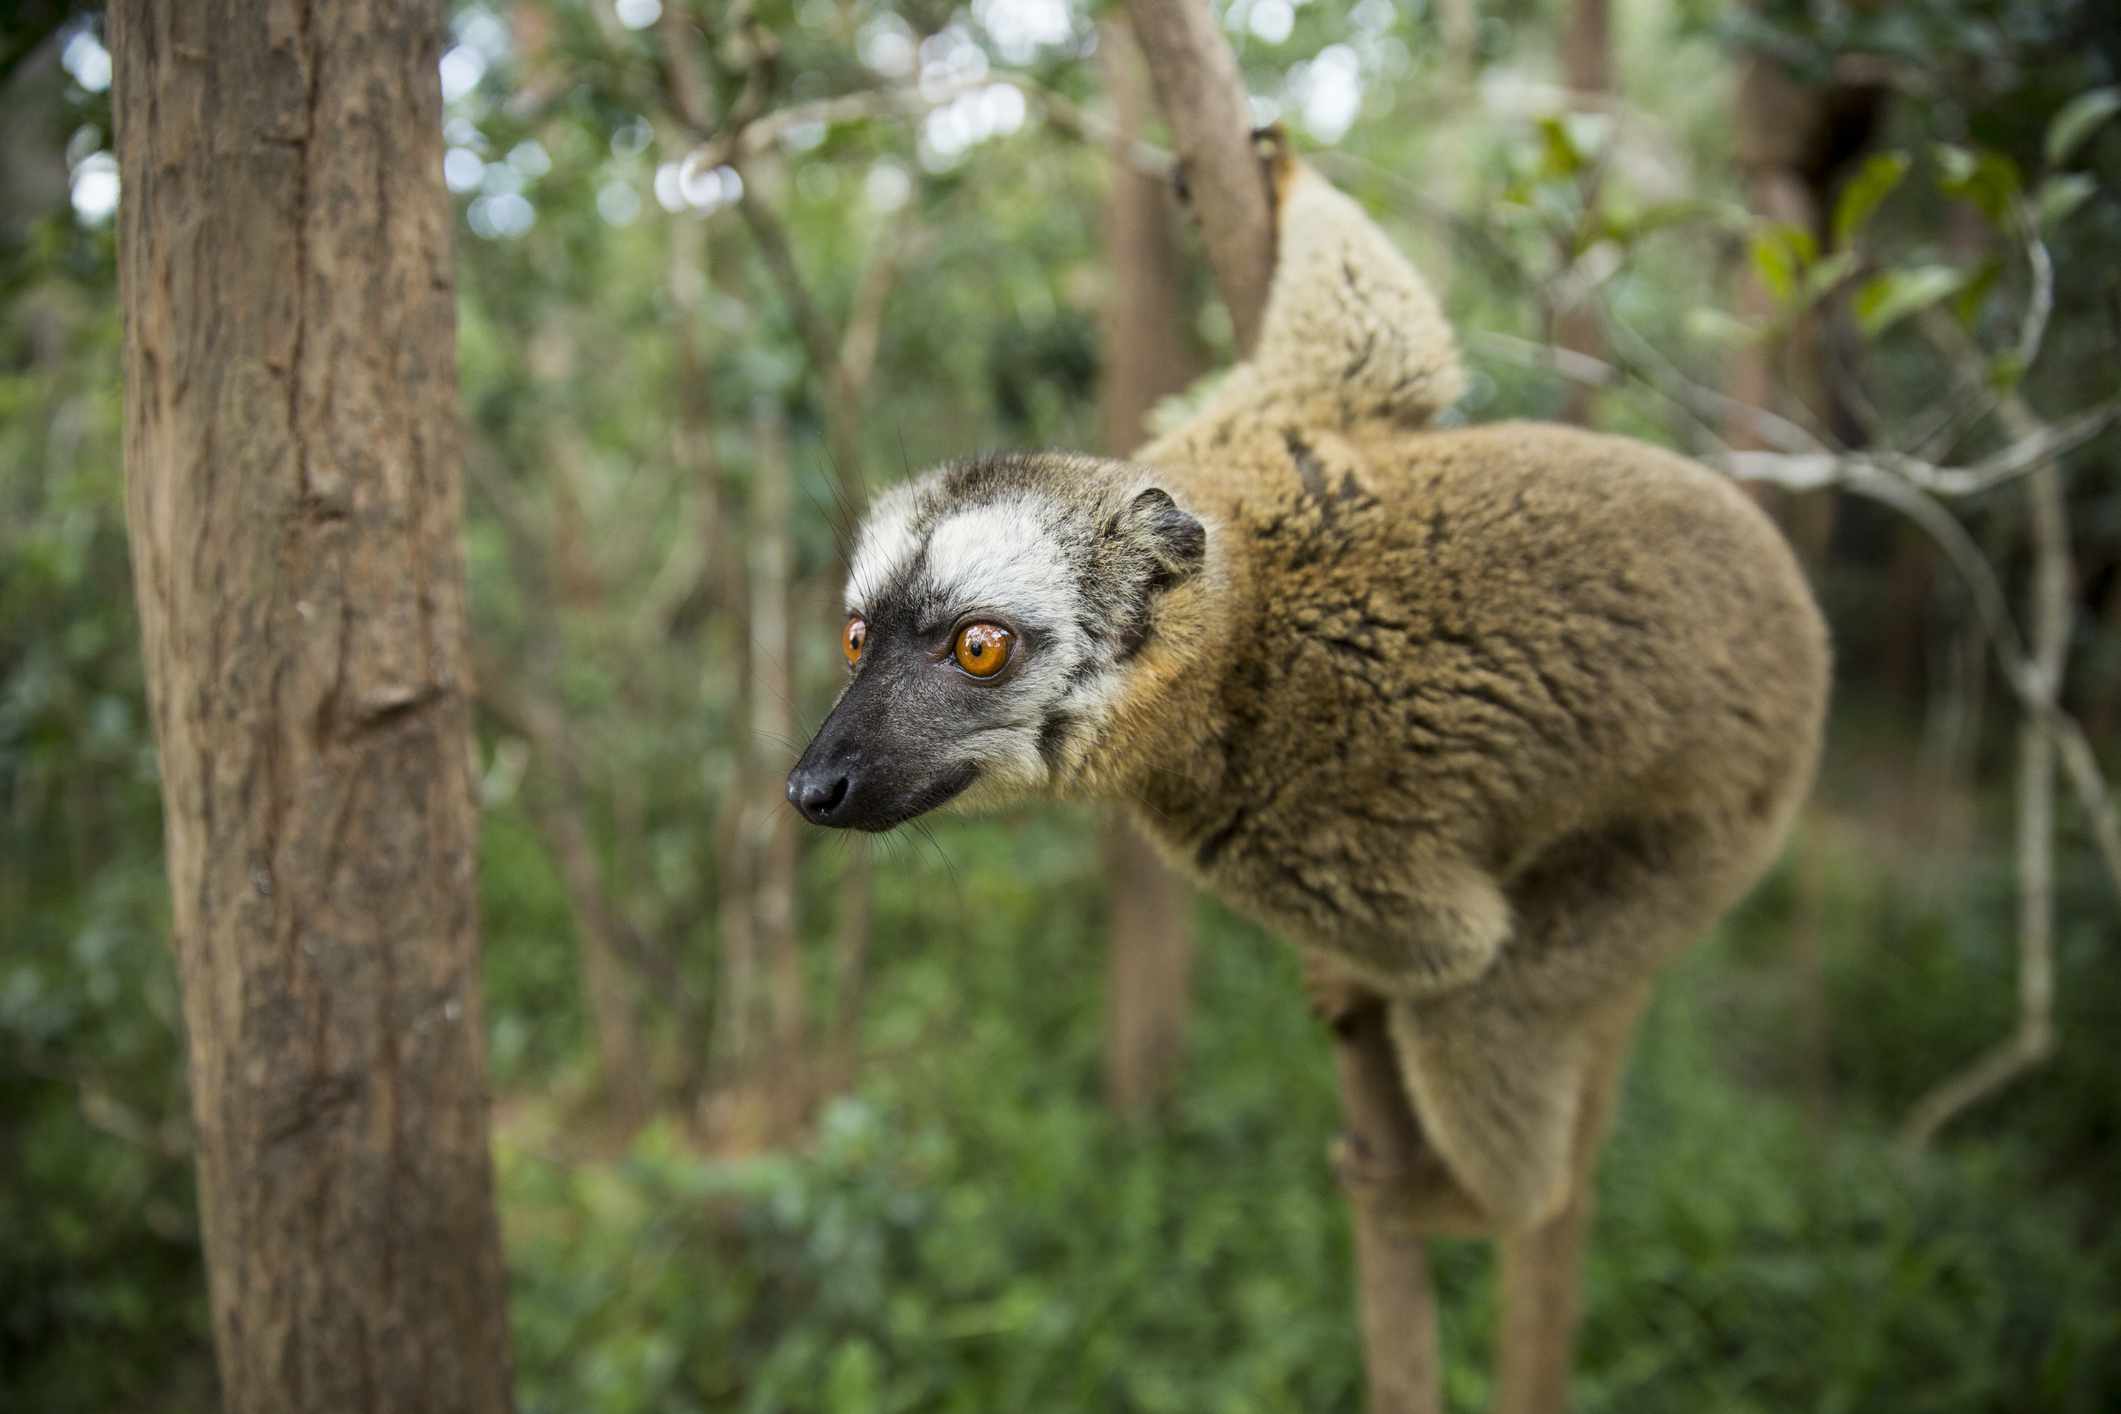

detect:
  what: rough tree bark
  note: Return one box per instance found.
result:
[1123,6,1441,1410]
[1097,15,1206,1123]
[111,2,516,1411]
[1123,0,1276,352]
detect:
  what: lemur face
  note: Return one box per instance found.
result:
[787,453,1204,831]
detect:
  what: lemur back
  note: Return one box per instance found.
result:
[1124,417,1823,1006]
[1099,161,1826,1023]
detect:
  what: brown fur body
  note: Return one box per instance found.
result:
[1068,158,1830,1234]
[1116,420,1824,1004]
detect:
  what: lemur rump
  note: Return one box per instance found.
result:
[790,151,1826,1239]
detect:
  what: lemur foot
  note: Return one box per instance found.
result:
[1169,123,1298,214]
[1250,121,1298,212]
[1329,1130,1411,1199]
[1330,1129,1494,1238]
[1330,1135,1432,1237]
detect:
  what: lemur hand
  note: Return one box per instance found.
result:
[1301,948,1380,1037]
[1249,121,1299,212]
[1169,121,1299,214]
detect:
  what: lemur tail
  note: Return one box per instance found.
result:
[1251,128,1466,429]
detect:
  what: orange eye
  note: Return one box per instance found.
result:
[842,615,867,664]
[953,622,1014,678]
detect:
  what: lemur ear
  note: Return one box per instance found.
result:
[1108,487,1206,591]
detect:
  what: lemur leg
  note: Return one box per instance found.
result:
[1316,815,1721,1237]
[1301,949,1484,1237]
[1304,965,1579,1239]
[1247,126,1465,425]
[1303,849,1512,1005]
[1492,982,1651,1414]
[1384,983,1592,1234]
[1314,947,1646,1240]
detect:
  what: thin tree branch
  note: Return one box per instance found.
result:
[1481,322,2121,920]
[1124,0,1276,352]
[1724,399,2121,499]
[1901,373,2070,1148]
[668,70,1176,191]
[731,180,846,392]
[472,648,704,1020]
[1123,6,1438,1411]
[840,224,936,405]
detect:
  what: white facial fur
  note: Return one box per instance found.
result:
[844,483,923,613]
[922,495,1080,625]
[839,480,1126,807]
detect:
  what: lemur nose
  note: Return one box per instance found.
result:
[788,768,851,824]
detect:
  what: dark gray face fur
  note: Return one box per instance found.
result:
[786,452,1204,831]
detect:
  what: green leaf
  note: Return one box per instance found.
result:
[1853,265,1972,336]
[1600,198,1750,244]
[1537,114,1585,179]
[1933,144,2021,224]
[1749,223,1817,304]
[2045,86,2121,167]
[1989,350,2027,391]
[825,1339,882,1414]
[1684,307,1763,347]
[1951,257,2003,325]
[1801,250,1858,305]
[2034,173,2097,228]
[1833,151,1911,248]
[1596,198,1697,246]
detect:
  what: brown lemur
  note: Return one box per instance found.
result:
[788,124,1826,1341]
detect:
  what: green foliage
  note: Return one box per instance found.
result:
[1854,264,1977,336]
[2044,86,2121,168]
[1748,222,1854,313]
[1832,150,1911,249]
[0,217,213,1408]
[1934,142,2024,225]
[496,833,2121,1414]
[3,2,2120,1411]
[2034,172,2097,228]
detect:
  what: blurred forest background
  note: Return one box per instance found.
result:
[5,0,2121,1410]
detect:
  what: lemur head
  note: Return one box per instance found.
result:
[787,452,1207,831]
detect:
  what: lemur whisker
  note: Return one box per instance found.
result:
[906,818,962,898]
[801,477,856,569]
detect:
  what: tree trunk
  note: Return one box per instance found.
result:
[1728,15,1883,565]
[111,2,515,1410]
[1436,0,1478,83]
[1098,16,1206,1122]
[1554,0,1610,426]
[750,398,806,1107]
[1124,7,1442,1410]
[1123,0,1275,355]
[527,768,650,1129]
[523,313,653,1128]
[711,395,806,1144]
